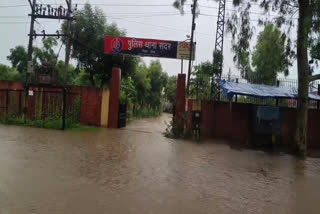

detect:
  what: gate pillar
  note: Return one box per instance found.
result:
[175,73,186,121]
[108,67,121,128]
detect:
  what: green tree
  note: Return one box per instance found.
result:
[121,76,138,116]
[7,46,28,76]
[164,76,177,104]
[190,61,213,100]
[62,3,138,87]
[0,64,21,81]
[7,38,59,81]
[132,63,151,108]
[146,60,168,110]
[121,76,137,102]
[55,60,77,85]
[250,24,294,85]
[226,0,320,156]
[226,3,253,78]
[33,38,58,65]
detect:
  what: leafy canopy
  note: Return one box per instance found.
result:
[62,3,139,87]
[190,61,214,100]
[250,24,294,85]
[164,76,177,104]
[0,64,21,81]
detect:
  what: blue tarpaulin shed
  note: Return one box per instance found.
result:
[219,79,320,101]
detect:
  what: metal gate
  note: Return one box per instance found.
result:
[118,101,127,128]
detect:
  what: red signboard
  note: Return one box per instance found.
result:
[105,36,179,59]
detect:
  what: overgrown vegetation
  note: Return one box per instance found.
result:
[189,61,215,100]
[121,60,170,119]
[250,24,294,85]
[164,116,186,139]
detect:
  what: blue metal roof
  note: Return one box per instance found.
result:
[219,79,320,101]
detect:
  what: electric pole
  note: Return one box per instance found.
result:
[26,0,36,84]
[186,0,197,95]
[25,1,75,129]
[62,0,72,130]
[64,0,72,87]
[26,1,75,83]
[23,0,37,120]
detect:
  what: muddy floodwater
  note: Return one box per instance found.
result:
[0,114,320,214]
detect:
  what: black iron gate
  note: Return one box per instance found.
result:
[118,101,127,128]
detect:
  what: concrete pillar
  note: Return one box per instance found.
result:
[175,73,186,120]
[108,67,121,128]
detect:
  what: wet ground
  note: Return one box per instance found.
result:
[0,113,320,214]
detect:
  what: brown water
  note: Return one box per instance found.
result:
[0,114,320,214]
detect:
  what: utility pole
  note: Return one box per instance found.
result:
[186,0,197,95]
[62,0,72,130]
[25,1,75,129]
[26,0,37,84]
[64,0,72,86]
[24,0,36,120]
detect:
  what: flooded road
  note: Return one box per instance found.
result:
[0,113,320,214]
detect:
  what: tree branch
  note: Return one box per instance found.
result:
[309,74,320,82]
[287,2,299,8]
[28,0,33,9]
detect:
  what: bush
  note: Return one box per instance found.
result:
[164,116,185,139]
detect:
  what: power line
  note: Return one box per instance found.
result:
[72,3,175,7]
[0,13,189,20]
[0,21,30,24]
[105,16,188,31]
[105,15,214,36]
[0,16,27,18]
[0,20,58,24]
[199,13,298,24]
[0,4,28,8]
[0,12,290,20]
[0,3,176,8]
[0,2,296,19]
[104,13,190,19]
[104,11,184,15]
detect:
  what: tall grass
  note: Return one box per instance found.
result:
[0,114,83,130]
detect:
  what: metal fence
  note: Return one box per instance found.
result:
[0,88,81,129]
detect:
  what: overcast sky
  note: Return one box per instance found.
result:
[0,0,311,79]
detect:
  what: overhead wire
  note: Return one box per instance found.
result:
[0,1,295,41]
[0,2,296,19]
[0,4,28,8]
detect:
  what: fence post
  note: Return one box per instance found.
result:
[317,84,320,110]
[235,78,238,103]
[276,80,280,106]
[62,87,66,130]
[42,89,45,127]
[6,90,9,123]
[18,90,22,115]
